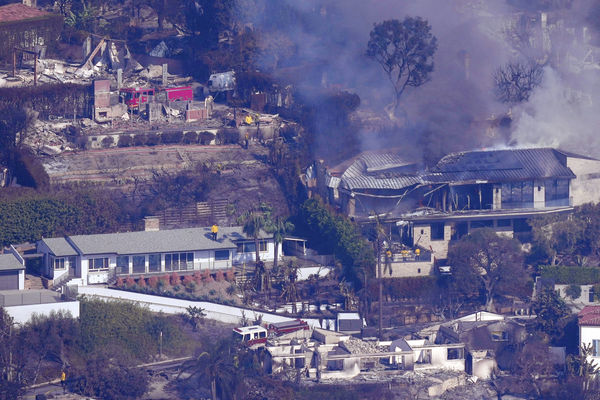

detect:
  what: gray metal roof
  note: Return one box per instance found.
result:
[429,148,576,182]
[41,237,78,257]
[340,156,421,190]
[338,148,578,192]
[0,254,24,271]
[66,226,269,256]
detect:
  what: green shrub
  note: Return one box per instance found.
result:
[118,135,132,147]
[199,131,215,145]
[133,134,147,146]
[162,130,183,144]
[183,131,198,144]
[185,281,197,293]
[296,198,375,287]
[146,132,160,146]
[566,284,582,300]
[79,298,182,360]
[539,266,600,285]
[101,136,114,148]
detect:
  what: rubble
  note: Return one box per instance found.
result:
[341,337,386,354]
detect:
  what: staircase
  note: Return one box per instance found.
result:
[24,274,44,290]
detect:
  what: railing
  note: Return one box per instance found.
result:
[380,249,432,264]
[500,197,572,209]
[115,261,233,277]
[0,291,62,306]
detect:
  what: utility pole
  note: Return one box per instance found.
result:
[159,330,163,358]
[377,233,383,340]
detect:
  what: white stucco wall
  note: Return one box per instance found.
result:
[556,284,594,305]
[5,301,80,324]
[18,270,24,291]
[405,340,465,372]
[76,286,336,329]
[580,325,600,368]
[232,241,279,264]
[379,260,434,278]
[567,157,600,206]
[534,179,545,208]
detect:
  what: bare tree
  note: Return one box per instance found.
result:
[366,17,437,119]
[494,62,543,104]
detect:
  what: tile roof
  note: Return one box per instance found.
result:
[0,253,24,271]
[579,306,600,326]
[0,3,52,24]
[41,237,78,257]
[65,226,269,256]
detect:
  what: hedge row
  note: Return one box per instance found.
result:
[538,265,600,285]
[115,130,218,148]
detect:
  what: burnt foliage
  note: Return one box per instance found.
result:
[0,84,92,119]
[0,14,63,63]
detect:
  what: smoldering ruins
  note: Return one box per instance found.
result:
[240,0,600,163]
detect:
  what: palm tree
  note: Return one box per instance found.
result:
[270,217,294,271]
[243,211,269,293]
[178,338,239,400]
[242,211,265,265]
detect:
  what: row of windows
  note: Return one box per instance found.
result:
[106,251,232,273]
[236,241,268,253]
[52,256,76,271]
[89,257,109,271]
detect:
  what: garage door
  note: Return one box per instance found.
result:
[0,271,18,290]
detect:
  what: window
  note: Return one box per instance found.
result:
[132,255,145,274]
[148,254,161,273]
[238,241,267,253]
[416,349,431,364]
[491,331,509,341]
[165,252,193,271]
[89,257,109,271]
[259,240,268,252]
[53,257,65,270]
[593,340,600,357]
[545,179,570,206]
[116,255,129,274]
[497,219,511,227]
[237,242,256,253]
[502,181,534,207]
[430,223,445,240]
[215,250,230,261]
[447,348,464,360]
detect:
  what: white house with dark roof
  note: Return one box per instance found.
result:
[0,253,25,290]
[37,226,279,286]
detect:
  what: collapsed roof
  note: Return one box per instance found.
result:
[331,148,587,193]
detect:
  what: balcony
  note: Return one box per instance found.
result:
[379,247,432,264]
[500,197,572,210]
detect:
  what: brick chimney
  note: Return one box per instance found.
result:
[144,216,160,231]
